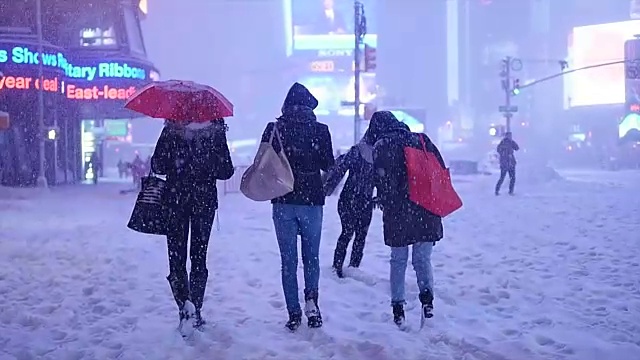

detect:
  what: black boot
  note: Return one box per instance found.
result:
[189,268,209,313]
[419,290,434,319]
[392,302,405,327]
[304,291,323,328]
[167,272,189,310]
[332,266,344,279]
[193,309,206,330]
[285,311,302,332]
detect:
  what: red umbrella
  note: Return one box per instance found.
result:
[124,80,234,122]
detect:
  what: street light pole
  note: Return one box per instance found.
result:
[353,1,366,144]
[35,0,48,188]
[503,56,512,133]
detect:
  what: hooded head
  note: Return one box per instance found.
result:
[279,82,319,122]
[282,82,318,111]
[365,110,407,143]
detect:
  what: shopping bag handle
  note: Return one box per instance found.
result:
[268,122,285,150]
[418,133,428,154]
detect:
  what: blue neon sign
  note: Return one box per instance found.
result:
[0,45,146,81]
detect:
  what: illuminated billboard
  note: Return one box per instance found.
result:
[297,72,376,115]
[287,0,377,51]
[283,0,378,120]
[564,20,640,107]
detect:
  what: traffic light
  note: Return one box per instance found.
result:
[364,44,376,72]
[512,79,520,95]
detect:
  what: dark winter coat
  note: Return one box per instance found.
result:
[261,82,335,206]
[151,120,234,211]
[370,111,445,247]
[497,138,519,169]
[323,142,375,212]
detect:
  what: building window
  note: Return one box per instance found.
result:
[80,26,117,47]
[0,0,35,33]
[122,7,146,55]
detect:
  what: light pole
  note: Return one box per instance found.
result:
[353,1,366,144]
[35,0,48,188]
[499,56,523,134]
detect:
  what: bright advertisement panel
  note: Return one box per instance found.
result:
[297,72,376,115]
[289,0,377,51]
[282,0,378,121]
[565,20,640,107]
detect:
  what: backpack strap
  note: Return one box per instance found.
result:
[417,133,428,153]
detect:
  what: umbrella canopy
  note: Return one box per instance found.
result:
[125,80,234,122]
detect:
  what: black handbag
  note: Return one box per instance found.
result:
[127,173,169,235]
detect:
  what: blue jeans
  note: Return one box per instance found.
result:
[389,242,434,304]
[272,204,323,315]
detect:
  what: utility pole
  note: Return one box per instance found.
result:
[353,1,366,144]
[35,0,48,188]
[499,56,522,134]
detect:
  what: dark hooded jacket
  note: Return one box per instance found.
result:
[497,137,519,169]
[323,139,375,212]
[151,120,234,210]
[260,82,335,206]
[370,111,445,247]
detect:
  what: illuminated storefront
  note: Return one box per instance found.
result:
[0,0,158,186]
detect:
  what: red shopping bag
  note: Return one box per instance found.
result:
[404,135,463,217]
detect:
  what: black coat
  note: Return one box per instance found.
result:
[151,121,234,211]
[497,138,519,169]
[261,83,334,206]
[373,126,445,247]
[324,143,375,212]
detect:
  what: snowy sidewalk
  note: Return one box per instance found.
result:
[0,174,639,360]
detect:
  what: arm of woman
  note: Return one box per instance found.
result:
[151,128,172,175]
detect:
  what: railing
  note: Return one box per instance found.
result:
[223,165,249,194]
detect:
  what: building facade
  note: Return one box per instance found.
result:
[0,0,158,186]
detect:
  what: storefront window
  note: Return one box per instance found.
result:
[0,0,35,33]
[80,26,117,47]
[123,8,146,55]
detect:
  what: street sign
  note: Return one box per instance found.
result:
[499,105,518,112]
[510,58,523,71]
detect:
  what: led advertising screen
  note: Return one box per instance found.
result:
[288,0,377,51]
[297,72,377,115]
[565,20,640,107]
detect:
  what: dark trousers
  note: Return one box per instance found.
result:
[495,167,516,194]
[333,200,373,269]
[166,196,216,312]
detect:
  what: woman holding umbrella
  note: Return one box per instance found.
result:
[126,80,235,338]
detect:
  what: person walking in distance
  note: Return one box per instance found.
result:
[495,131,519,196]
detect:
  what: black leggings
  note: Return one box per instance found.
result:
[166,198,216,311]
[333,201,373,269]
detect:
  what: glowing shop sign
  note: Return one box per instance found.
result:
[65,84,136,100]
[0,75,60,92]
[0,46,147,81]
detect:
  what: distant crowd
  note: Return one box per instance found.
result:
[117,155,151,188]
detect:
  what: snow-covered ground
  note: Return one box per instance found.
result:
[1,171,639,360]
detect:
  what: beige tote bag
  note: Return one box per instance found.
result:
[240,124,295,201]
